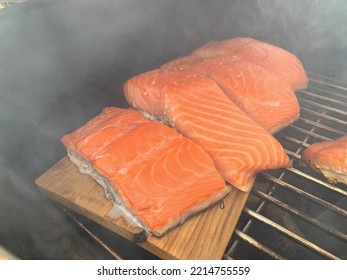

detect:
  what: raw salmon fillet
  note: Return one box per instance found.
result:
[162,55,201,70]
[192,37,255,58]
[192,37,308,91]
[162,55,300,133]
[123,69,187,117]
[197,57,300,133]
[302,136,347,185]
[61,107,229,236]
[124,69,292,191]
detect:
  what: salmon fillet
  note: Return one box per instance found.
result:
[162,55,300,133]
[162,55,201,70]
[192,37,308,91]
[192,37,255,58]
[61,107,229,236]
[123,69,191,118]
[302,136,347,185]
[124,69,292,191]
[197,57,300,133]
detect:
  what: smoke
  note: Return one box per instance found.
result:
[1,0,346,259]
[0,0,176,259]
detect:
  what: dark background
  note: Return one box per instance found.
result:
[1,0,347,259]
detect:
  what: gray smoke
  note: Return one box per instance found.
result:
[0,0,346,259]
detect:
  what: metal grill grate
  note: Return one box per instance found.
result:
[224,73,347,260]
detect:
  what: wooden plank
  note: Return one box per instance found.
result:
[35,157,249,260]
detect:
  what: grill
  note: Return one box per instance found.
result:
[2,0,347,261]
[62,73,347,260]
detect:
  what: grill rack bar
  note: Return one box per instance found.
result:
[300,108,347,125]
[252,189,347,243]
[297,117,346,136]
[300,98,347,116]
[281,136,310,148]
[232,229,285,260]
[284,149,301,159]
[289,125,332,141]
[262,173,346,217]
[301,90,347,107]
[308,75,347,94]
[286,167,347,196]
[242,207,340,260]
[225,172,287,257]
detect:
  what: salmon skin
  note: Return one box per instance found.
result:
[162,55,300,134]
[61,107,229,237]
[124,69,291,192]
[302,136,347,185]
[192,37,308,91]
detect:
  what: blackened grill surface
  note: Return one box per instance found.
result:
[224,74,347,260]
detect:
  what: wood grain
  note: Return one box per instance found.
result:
[35,157,250,260]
